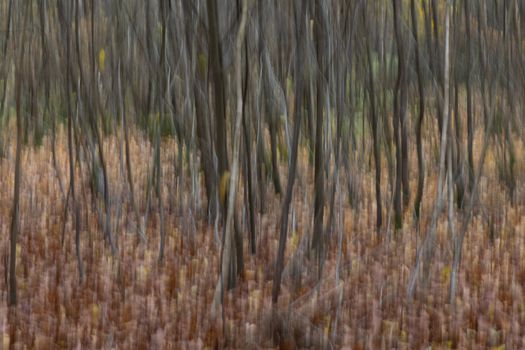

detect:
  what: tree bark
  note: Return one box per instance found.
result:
[311,0,326,268]
[407,0,452,301]
[9,0,29,306]
[411,0,426,220]
[210,0,249,319]
[207,0,229,178]
[273,0,305,303]
[364,2,382,235]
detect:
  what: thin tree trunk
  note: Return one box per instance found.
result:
[207,0,229,178]
[311,0,326,269]
[118,62,146,242]
[241,7,256,255]
[272,0,305,303]
[182,0,217,213]
[464,0,474,190]
[9,0,29,305]
[392,0,408,230]
[364,3,382,235]
[210,0,249,320]
[67,7,84,282]
[449,120,493,304]
[411,0,425,220]
[0,0,13,130]
[407,0,451,301]
[269,120,282,194]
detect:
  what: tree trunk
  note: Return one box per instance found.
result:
[411,0,426,220]
[9,0,29,305]
[363,3,382,235]
[207,0,229,178]
[273,0,305,303]
[392,0,409,230]
[407,0,452,301]
[210,0,249,319]
[311,0,326,269]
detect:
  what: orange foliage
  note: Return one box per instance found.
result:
[0,129,524,348]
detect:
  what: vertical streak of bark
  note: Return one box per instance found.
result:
[9,0,29,306]
[273,0,305,303]
[364,2,382,234]
[411,0,425,220]
[118,62,146,242]
[392,0,404,230]
[210,0,249,320]
[407,0,452,301]
[311,0,326,271]
[207,0,229,178]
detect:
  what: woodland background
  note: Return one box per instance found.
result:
[2,0,525,348]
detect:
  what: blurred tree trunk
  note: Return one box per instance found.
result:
[408,0,452,300]
[364,2,382,235]
[450,0,500,302]
[464,0,475,191]
[0,0,13,142]
[64,0,84,283]
[118,61,145,242]
[157,0,169,263]
[207,0,228,178]
[431,0,444,135]
[392,0,409,230]
[273,0,305,303]
[311,0,326,269]
[210,0,248,319]
[75,0,115,254]
[207,0,243,281]
[411,0,425,221]
[9,0,29,306]
[182,0,217,215]
[241,2,256,255]
[259,1,282,195]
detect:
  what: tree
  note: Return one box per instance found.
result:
[207,0,229,180]
[392,0,409,230]
[210,0,249,320]
[411,0,426,221]
[363,1,383,235]
[407,0,452,300]
[311,0,327,272]
[273,0,306,303]
[9,0,29,306]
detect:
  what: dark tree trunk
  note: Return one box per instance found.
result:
[364,3,382,234]
[311,0,326,268]
[273,0,305,303]
[207,0,229,178]
[411,0,426,221]
[392,0,406,230]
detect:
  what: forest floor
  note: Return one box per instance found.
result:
[1,129,525,349]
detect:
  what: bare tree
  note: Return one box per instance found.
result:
[311,0,327,273]
[363,1,382,235]
[273,0,306,303]
[407,0,452,300]
[8,0,29,306]
[210,0,249,321]
[411,0,426,221]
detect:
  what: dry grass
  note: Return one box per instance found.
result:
[1,128,525,349]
